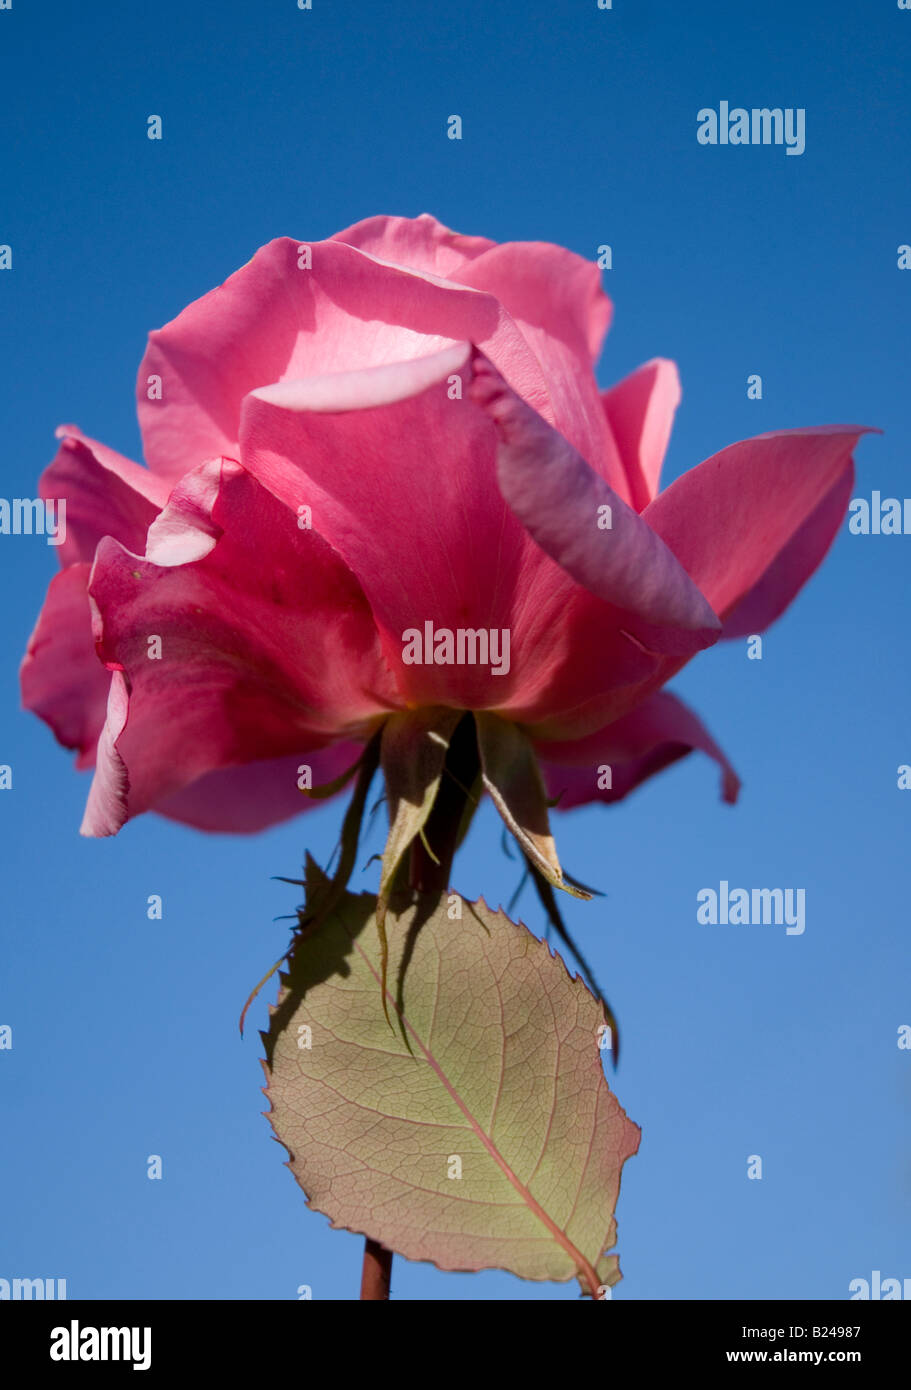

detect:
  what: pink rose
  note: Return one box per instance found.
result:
[21,214,869,837]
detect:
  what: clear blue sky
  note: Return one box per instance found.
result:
[1,0,909,1300]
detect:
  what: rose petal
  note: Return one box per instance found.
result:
[137,235,554,481]
[241,346,662,727]
[40,431,168,566]
[20,564,109,765]
[331,211,497,278]
[719,462,856,639]
[644,425,876,627]
[468,351,721,657]
[81,668,131,836]
[601,359,681,512]
[535,690,740,808]
[454,239,615,471]
[80,460,398,834]
[240,345,529,708]
[154,744,365,833]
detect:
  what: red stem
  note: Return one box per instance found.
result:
[359,1238,393,1300]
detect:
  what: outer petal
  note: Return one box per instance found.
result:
[153,743,365,833]
[719,463,856,639]
[82,669,131,836]
[239,344,660,726]
[84,671,358,838]
[20,563,109,764]
[644,426,875,631]
[80,460,399,835]
[21,565,358,834]
[468,351,721,658]
[40,430,169,566]
[601,359,681,512]
[52,424,166,499]
[331,211,497,278]
[137,235,554,481]
[534,691,740,808]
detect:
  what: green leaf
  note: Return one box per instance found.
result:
[262,876,639,1293]
[474,712,592,900]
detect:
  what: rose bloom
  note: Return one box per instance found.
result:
[21,214,867,839]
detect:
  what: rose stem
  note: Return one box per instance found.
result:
[360,1239,392,1300]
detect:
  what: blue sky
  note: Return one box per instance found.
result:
[1,0,909,1299]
